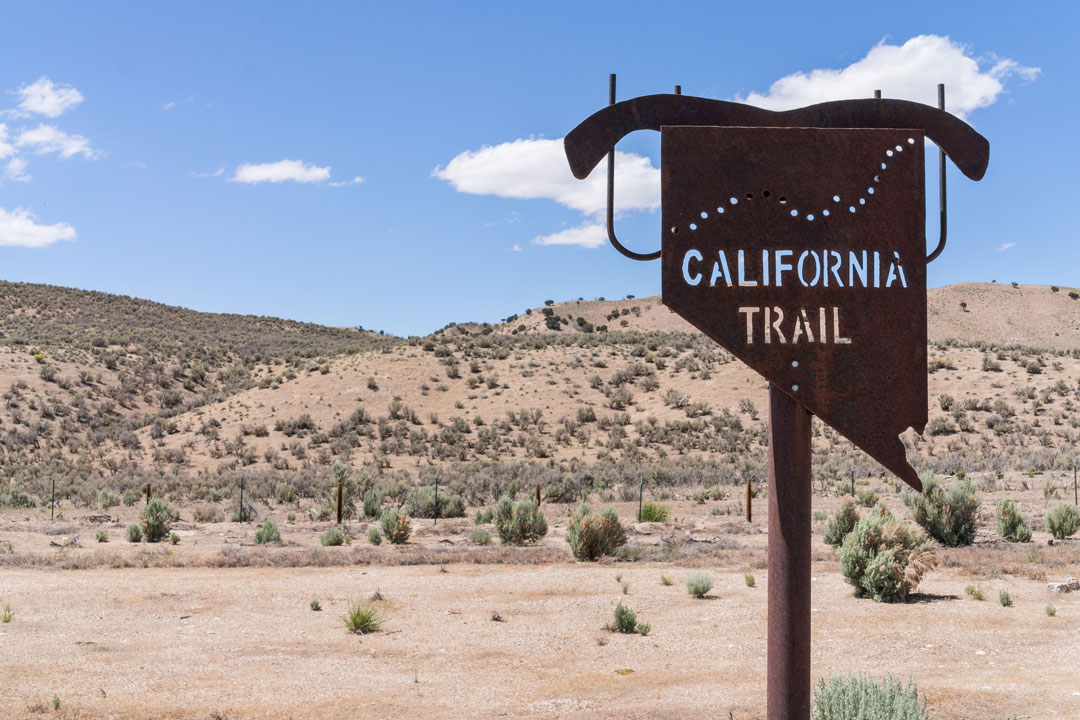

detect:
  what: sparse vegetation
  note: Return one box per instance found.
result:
[493,495,547,545]
[126,524,143,543]
[839,504,935,602]
[140,498,177,543]
[367,527,382,545]
[567,502,626,561]
[342,601,383,634]
[811,674,929,720]
[903,474,979,547]
[310,599,321,611]
[685,572,714,598]
[380,509,411,544]
[1046,503,1079,540]
[998,589,1013,607]
[995,499,1032,542]
[321,527,345,546]
[254,519,281,544]
[638,500,669,522]
[824,500,860,547]
[95,530,108,543]
[610,602,649,636]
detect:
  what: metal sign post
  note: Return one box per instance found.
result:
[564,76,988,719]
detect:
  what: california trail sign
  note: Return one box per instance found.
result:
[564,78,989,719]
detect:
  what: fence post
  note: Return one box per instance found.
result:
[238,479,244,522]
[746,477,752,523]
[337,482,343,525]
[637,476,644,522]
[433,473,438,526]
[145,484,151,506]
[51,477,55,521]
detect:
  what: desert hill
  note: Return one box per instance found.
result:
[1,280,1078,508]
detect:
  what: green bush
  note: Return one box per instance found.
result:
[122,489,138,506]
[856,489,879,508]
[8,486,34,508]
[840,504,935,602]
[380,509,411,544]
[139,498,177,543]
[169,532,180,545]
[686,572,714,598]
[811,675,929,720]
[275,482,296,504]
[363,490,382,520]
[406,485,466,519]
[95,530,108,543]
[254,519,281,544]
[342,601,383,634]
[995,500,1032,542]
[638,500,669,522]
[474,507,495,525]
[310,599,321,611]
[126,524,143,543]
[824,499,860,547]
[98,488,121,510]
[610,602,637,633]
[493,495,548,545]
[367,527,382,545]
[321,527,345,546]
[567,502,627,561]
[903,474,979,547]
[1046,503,1079,540]
[999,589,1013,607]
[470,529,492,545]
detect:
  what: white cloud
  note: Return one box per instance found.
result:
[5,158,30,182]
[17,124,101,159]
[188,166,225,178]
[0,124,14,159]
[433,137,658,217]
[162,102,176,111]
[15,77,84,118]
[0,207,76,247]
[994,242,1016,252]
[509,244,522,252]
[329,175,364,187]
[736,35,1039,119]
[230,159,331,185]
[533,223,607,249]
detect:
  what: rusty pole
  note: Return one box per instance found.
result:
[145,483,151,506]
[766,384,812,720]
[336,482,343,525]
[746,477,752,523]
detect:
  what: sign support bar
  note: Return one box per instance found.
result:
[766,384,812,719]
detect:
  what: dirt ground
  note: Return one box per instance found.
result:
[2,489,1079,719]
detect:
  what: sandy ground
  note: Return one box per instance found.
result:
[2,557,1078,719]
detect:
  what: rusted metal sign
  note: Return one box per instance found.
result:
[565,92,990,492]
[662,126,927,490]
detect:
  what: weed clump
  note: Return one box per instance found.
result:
[609,602,649,635]
[310,599,321,611]
[493,495,547,545]
[95,530,108,543]
[139,498,177,543]
[567,502,626,561]
[995,500,1032,542]
[999,589,1013,607]
[342,601,383,634]
[126,524,143,543]
[367,527,383,545]
[1047,503,1079,540]
[811,674,929,720]
[254,519,281,544]
[321,527,345,546]
[685,572,714,599]
[470,529,492,545]
[824,499,860,547]
[839,504,935,602]
[380,509,411,544]
[903,474,979,547]
[638,500,669,522]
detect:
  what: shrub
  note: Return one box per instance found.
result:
[686,572,714,598]
[998,589,1013,607]
[275,482,296,504]
[254,519,281,544]
[470,529,492,545]
[824,500,860,547]
[342,601,383,634]
[493,495,548,545]
[660,575,673,586]
[856,490,879,508]
[567,502,627,560]
[126,524,143,543]
[903,474,979,547]
[839,504,935,602]
[1046,503,1079,540]
[139,498,177,543]
[98,489,121,510]
[744,573,756,588]
[1046,604,1057,617]
[95,530,108,543]
[193,504,223,523]
[363,490,382,520]
[995,500,1032,542]
[407,486,466,519]
[310,599,321,611]
[287,513,296,523]
[122,489,138,506]
[811,675,929,720]
[611,602,637,633]
[8,486,34,508]
[0,606,12,623]
[638,500,669,522]
[380,509,411,544]
[474,507,495,525]
[169,532,180,545]
[321,527,345,546]
[367,527,382,545]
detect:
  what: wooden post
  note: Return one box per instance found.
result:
[766,384,812,720]
[746,477,752,523]
[238,479,244,522]
[336,482,343,525]
[433,474,438,526]
[1074,456,1077,507]
[637,476,644,522]
[145,484,151,506]
[535,484,541,506]
[50,477,55,521]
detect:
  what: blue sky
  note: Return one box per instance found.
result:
[0,1,1074,336]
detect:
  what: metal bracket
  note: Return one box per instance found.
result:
[605,74,661,261]
[605,77,952,264]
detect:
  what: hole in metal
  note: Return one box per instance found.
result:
[791,384,799,392]
[689,223,698,231]
[730,197,738,205]
[790,209,798,217]
[791,360,799,368]
[700,211,708,219]
[806,214,815,221]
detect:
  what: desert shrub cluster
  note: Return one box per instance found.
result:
[839,504,936,603]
